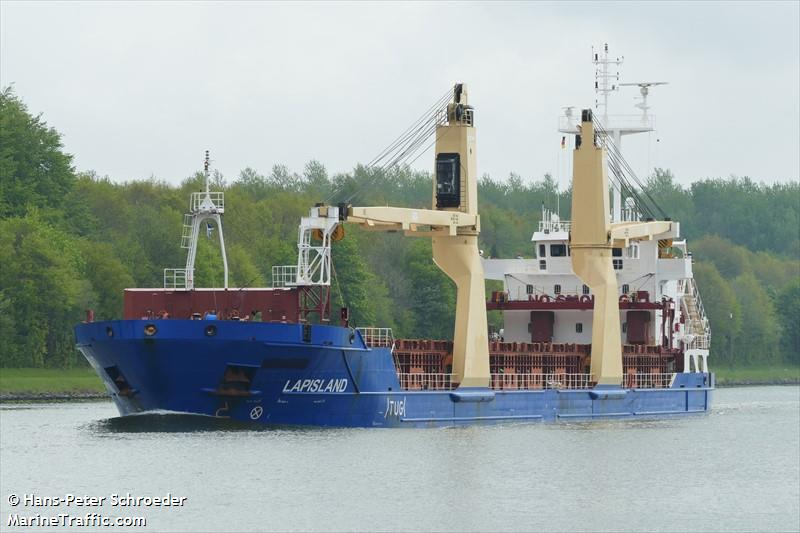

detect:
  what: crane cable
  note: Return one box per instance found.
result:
[322,86,456,205]
[592,116,669,220]
[592,117,655,218]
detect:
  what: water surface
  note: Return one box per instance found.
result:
[1,386,798,532]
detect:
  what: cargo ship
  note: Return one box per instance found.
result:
[75,57,713,427]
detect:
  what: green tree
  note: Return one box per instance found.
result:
[0,87,76,217]
[689,178,799,256]
[645,168,692,225]
[776,281,800,363]
[330,233,380,328]
[693,263,740,366]
[403,239,456,339]
[303,160,332,199]
[193,224,225,288]
[693,235,751,279]
[0,212,90,367]
[227,243,265,287]
[80,241,135,320]
[732,272,781,365]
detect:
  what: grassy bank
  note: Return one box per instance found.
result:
[0,367,105,395]
[714,364,800,386]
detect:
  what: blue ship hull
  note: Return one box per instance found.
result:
[74,320,714,427]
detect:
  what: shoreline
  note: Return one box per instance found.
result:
[1,391,110,403]
[2,380,798,403]
[716,378,800,387]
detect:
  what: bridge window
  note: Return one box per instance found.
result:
[582,284,590,295]
[612,248,623,257]
[550,244,567,257]
[539,260,546,271]
[539,244,546,257]
[554,284,561,295]
[575,323,583,333]
[613,259,623,270]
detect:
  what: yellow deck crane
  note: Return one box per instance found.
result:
[570,109,677,385]
[341,84,489,388]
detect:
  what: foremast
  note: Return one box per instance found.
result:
[164,151,229,290]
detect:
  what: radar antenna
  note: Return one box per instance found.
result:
[619,82,668,123]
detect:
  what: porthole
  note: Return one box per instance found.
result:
[144,324,157,336]
[205,325,217,337]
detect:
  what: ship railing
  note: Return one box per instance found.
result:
[396,372,678,391]
[190,191,224,213]
[491,373,593,390]
[621,207,641,222]
[271,265,298,288]
[510,285,585,301]
[680,277,711,346]
[398,373,455,391]
[164,268,191,290]
[357,327,395,350]
[537,219,572,234]
[689,279,709,331]
[435,106,473,127]
[685,335,710,350]
[623,372,676,389]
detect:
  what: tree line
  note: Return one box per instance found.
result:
[1,88,798,368]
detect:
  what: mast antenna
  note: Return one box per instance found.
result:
[592,43,623,119]
[204,150,210,194]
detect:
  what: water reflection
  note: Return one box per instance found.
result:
[84,411,697,434]
[88,413,293,434]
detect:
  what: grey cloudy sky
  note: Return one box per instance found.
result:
[2,1,798,190]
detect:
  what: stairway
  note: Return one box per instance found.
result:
[680,278,710,349]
